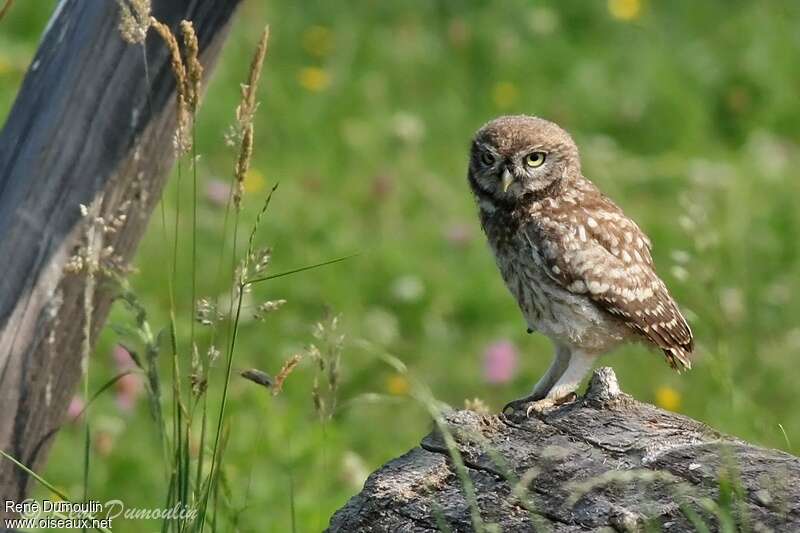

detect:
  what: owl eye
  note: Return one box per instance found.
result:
[525,152,546,168]
[480,152,496,166]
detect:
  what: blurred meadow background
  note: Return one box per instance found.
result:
[2,0,800,530]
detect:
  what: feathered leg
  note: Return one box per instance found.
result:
[502,343,570,414]
[525,350,595,416]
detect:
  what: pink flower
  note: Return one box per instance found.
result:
[112,345,143,413]
[67,396,85,422]
[483,340,518,384]
[205,178,231,207]
[115,373,143,412]
[444,223,473,248]
[113,344,136,370]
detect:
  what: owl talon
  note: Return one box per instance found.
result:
[504,392,579,418]
[502,394,540,415]
[525,398,555,417]
[525,393,578,416]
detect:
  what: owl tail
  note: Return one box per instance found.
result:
[664,346,692,372]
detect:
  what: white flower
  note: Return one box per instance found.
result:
[391,112,425,144]
[391,275,425,303]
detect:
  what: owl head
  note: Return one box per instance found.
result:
[468,115,580,206]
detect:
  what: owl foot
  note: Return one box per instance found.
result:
[502,392,577,417]
[525,392,577,417]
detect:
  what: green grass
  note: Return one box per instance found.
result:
[3,0,800,531]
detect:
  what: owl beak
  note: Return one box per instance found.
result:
[501,168,514,193]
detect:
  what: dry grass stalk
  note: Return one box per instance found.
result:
[190,344,207,398]
[150,17,193,155]
[239,353,301,396]
[79,198,104,377]
[308,314,344,421]
[272,354,302,396]
[150,18,186,91]
[116,0,151,44]
[231,26,270,209]
[237,26,270,128]
[233,123,253,208]
[174,95,192,154]
[180,20,203,112]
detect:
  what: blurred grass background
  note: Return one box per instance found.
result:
[2,0,800,531]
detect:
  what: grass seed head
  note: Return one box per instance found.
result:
[230,26,270,209]
[151,17,193,155]
[252,247,272,275]
[207,345,221,367]
[233,123,254,209]
[236,26,270,129]
[180,20,203,112]
[117,0,151,44]
[271,354,302,396]
[254,299,286,321]
[196,298,219,326]
[150,18,186,93]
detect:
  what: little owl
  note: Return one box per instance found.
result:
[468,115,693,414]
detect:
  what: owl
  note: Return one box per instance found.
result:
[468,115,693,414]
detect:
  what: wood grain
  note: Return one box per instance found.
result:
[0,0,242,501]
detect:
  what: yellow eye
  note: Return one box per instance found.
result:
[525,152,546,168]
[480,152,496,166]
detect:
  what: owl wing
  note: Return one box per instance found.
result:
[525,205,694,370]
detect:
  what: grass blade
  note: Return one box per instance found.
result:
[0,449,69,501]
[246,254,358,286]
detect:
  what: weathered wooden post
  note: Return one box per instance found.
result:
[0,0,242,501]
[328,368,800,532]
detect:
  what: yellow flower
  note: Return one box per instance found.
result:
[608,0,642,21]
[243,168,265,193]
[298,66,331,92]
[302,25,333,58]
[655,386,681,411]
[492,81,519,109]
[386,374,410,396]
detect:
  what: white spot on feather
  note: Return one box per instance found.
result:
[568,280,586,293]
